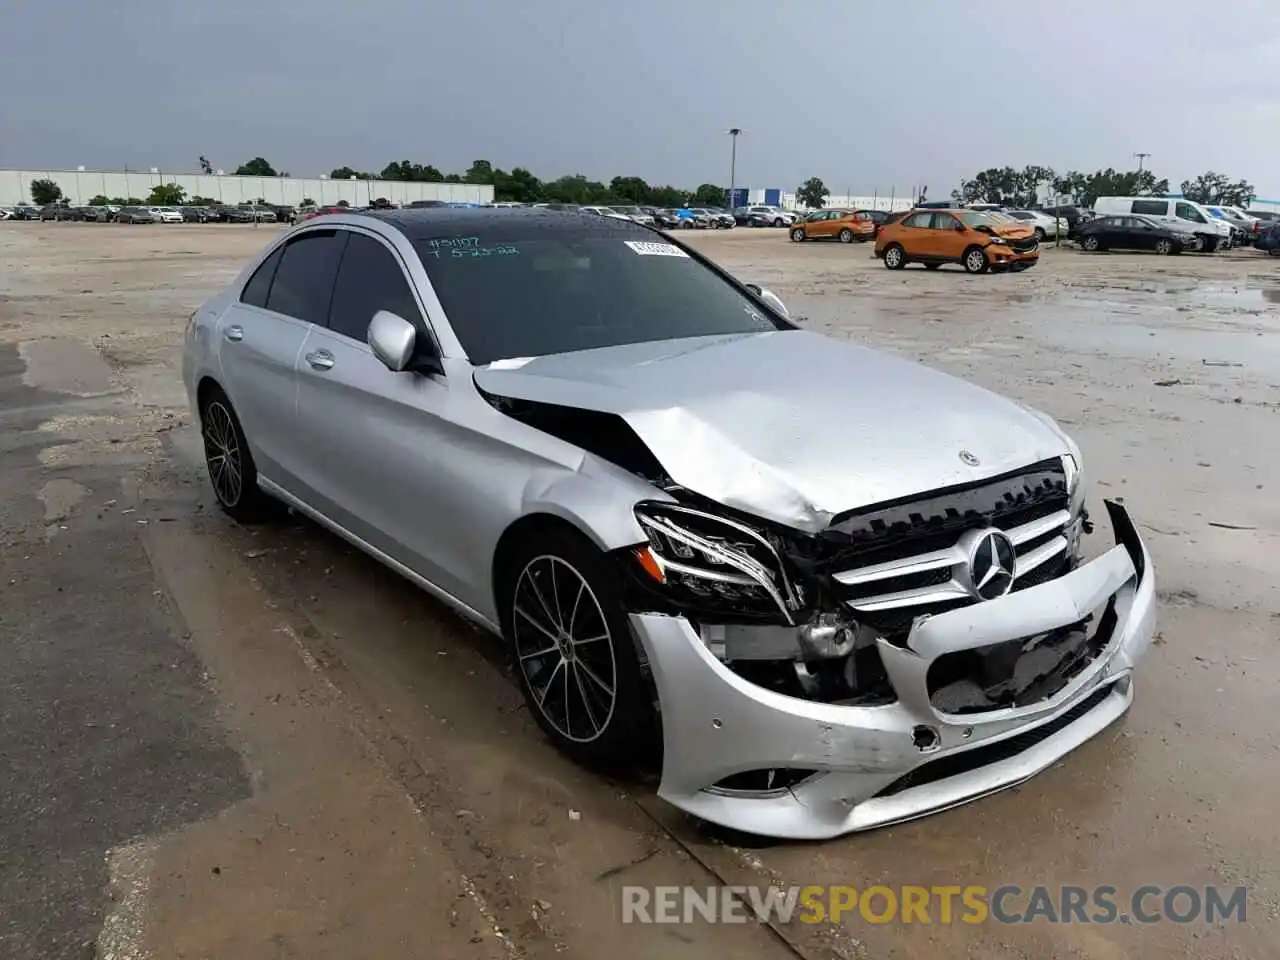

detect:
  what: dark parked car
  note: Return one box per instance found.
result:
[116,206,156,224]
[651,209,682,229]
[79,206,111,222]
[181,206,212,222]
[8,205,40,220]
[219,206,256,223]
[39,205,76,221]
[1253,223,1280,255]
[1074,214,1188,254]
[407,200,448,209]
[732,206,773,227]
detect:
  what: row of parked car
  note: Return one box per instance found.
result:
[0,203,296,223]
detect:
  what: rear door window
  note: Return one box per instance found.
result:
[240,247,284,308]
[265,231,348,324]
[327,233,423,342]
[1130,200,1166,216]
[903,213,932,228]
[929,213,957,229]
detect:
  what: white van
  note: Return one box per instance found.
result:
[1092,197,1230,251]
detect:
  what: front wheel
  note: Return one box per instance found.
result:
[773,218,784,227]
[1034,228,1046,242]
[838,228,854,243]
[1154,238,1173,255]
[882,243,906,269]
[1081,235,1100,252]
[500,528,658,768]
[963,246,989,274]
[790,227,806,242]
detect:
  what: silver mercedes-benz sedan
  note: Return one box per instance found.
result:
[182,208,1155,840]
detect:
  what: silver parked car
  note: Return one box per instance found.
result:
[183,209,1155,840]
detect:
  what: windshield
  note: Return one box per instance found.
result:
[1006,211,1033,220]
[413,229,787,364]
[956,211,999,227]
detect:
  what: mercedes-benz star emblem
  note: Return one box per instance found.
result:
[959,449,981,466]
[967,529,1017,601]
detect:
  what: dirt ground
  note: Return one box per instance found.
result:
[1,222,1277,960]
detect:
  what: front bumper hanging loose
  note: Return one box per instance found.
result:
[631,500,1156,840]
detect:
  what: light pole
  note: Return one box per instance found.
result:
[726,128,741,210]
[1134,152,1150,172]
[76,165,84,204]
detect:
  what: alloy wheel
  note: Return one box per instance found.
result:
[965,249,987,272]
[1155,239,1173,255]
[884,246,903,268]
[202,401,243,507]
[512,555,618,743]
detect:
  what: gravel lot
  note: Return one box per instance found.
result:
[1,222,1277,959]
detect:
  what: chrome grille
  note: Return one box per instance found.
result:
[834,508,1072,611]
[815,459,1072,624]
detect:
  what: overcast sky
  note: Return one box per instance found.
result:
[5,0,1280,199]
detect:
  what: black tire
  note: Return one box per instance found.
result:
[199,386,280,523]
[838,228,854,243]
[1201,236,1219,253]
[924,263,941,270]
[962,245,989,274]
[1034,228,1046,242]
[882,243,907,269]
[1081,235,1100,252]
[790,227,806,242]
[1269,247,1280,257]
[499,526,658,768]
[1154,238,1173,255]
[773,217,784,227]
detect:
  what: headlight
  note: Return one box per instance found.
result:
[989,237,1009,245]
[1061,452,1084,514]
[631,502,802,622]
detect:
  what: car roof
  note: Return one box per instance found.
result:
[352,207,655,241]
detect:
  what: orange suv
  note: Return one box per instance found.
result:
[873,208,1039,273]
[790,209,877,244]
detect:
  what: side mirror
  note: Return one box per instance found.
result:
[369,310,423,372]
[745,283,791,319]
[954,222,966,231]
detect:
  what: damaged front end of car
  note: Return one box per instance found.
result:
[614,460,1155,840]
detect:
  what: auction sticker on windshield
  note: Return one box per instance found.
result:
[624,240,689,257]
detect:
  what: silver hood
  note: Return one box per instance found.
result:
[474,330,1070,533]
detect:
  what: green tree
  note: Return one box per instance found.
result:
[336,199,350,208]
[88,194,111,206]
[465,160,495,184]
[1180,171,1255,208]
[147,182,187,205]
[609,176,650,204]
[198,156,213,174]
[30,178,63,205]
[329,166,374,180]
[234,157,277,176]
[190,195,216,205]
[495,167,543,203]
[692,183,727,206]
[796,177,830,209]
[300,197,316,206]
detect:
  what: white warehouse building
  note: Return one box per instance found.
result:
[0,168,494,208]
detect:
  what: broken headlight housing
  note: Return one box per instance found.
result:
[630,501,803,624]
[1062,452,1089,557]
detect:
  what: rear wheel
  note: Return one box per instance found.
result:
[838,228,854,243]
[199,387,280,523]
[963,246,989,274]
[790,227,806,242]
[882,243,906,269]
[500,527,658,768]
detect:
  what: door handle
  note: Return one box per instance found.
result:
[305,349,335,371]
[224,325,244,342]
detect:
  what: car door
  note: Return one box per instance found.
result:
[290,227,462,597]
[897,211,935,256]
[1122,217,1156,250]
[928,212,966,260]
[216,232,343,490]
[812,211,838,238]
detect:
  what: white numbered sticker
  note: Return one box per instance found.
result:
[624,240,689,257]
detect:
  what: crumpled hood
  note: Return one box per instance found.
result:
[474,331,1070,532]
